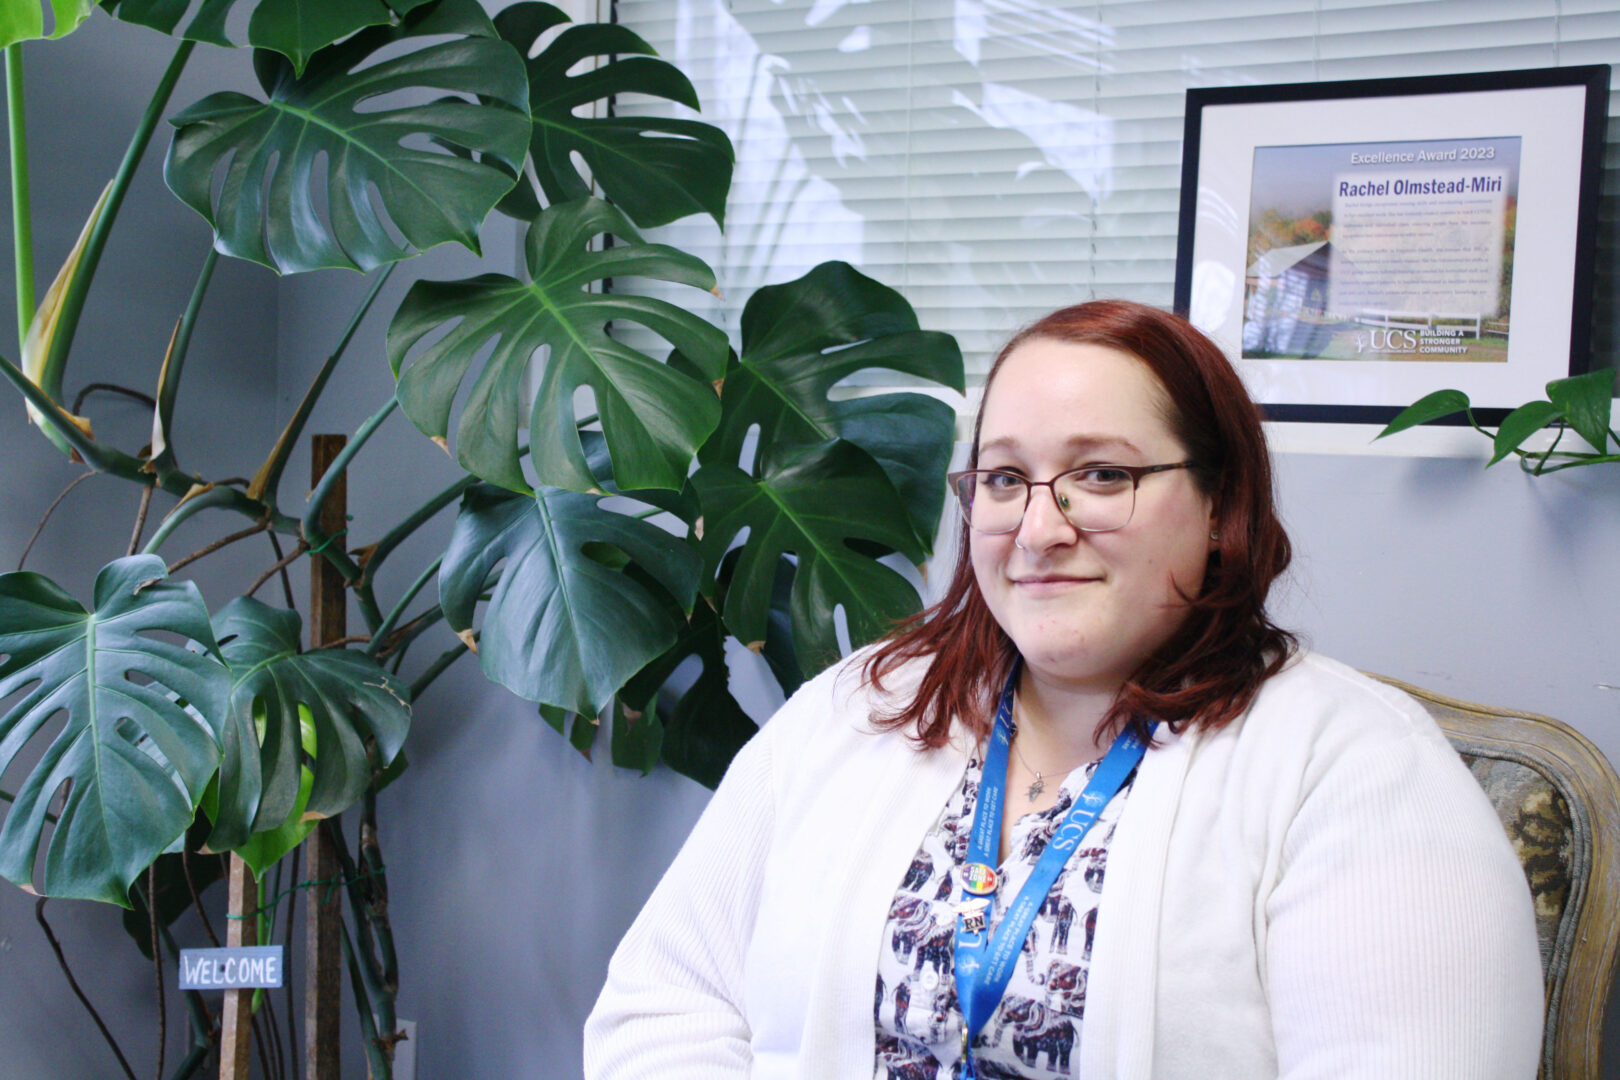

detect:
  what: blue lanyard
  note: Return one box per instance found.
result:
[952,662,1153,1077]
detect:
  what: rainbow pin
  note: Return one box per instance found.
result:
[961,862,999,896]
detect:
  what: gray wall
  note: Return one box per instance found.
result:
[3,9,1620,1080]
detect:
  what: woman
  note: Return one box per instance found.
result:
[584,301,1543,1079]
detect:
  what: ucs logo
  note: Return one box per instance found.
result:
[1354,329,1419,354]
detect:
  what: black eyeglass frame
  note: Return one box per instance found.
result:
[946,461,1197,535]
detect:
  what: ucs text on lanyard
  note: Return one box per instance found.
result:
[952,661,1153,1079]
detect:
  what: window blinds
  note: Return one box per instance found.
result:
[610,0,1620,384]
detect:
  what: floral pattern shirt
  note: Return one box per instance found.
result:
[872,748,1135,1079]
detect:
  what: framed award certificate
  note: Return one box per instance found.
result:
[1173,66,1609,424]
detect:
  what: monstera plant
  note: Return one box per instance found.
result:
[0,1,962,1077]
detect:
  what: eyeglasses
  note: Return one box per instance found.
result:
[946,462,1195,534]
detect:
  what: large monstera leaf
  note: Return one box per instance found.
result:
[103,0,432,71]
[389,197,730,495]
[692,440,928,674]
[0,556,229,906]
[101,0,432,51]
[163,0,530,274]
[713,261,964,550]
[491,2,733,229]
[439,482,701,719]
[0,0,94,47]
[205,597,409,853]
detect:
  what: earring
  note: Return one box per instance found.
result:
[1209,529,1219,541]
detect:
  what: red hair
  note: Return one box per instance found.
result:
[863,300,1295,747]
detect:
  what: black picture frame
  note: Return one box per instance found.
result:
[1173,65,1609,425]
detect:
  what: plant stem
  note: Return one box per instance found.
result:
[249,265,394,507]
[361,475,476,586]
[39,39,195,402]
[246,540,310,599]
[152,248,219,472]
[299,396,398,636]
[265,986,286,1080]
[282,843,301,1080]
[153,916,214,1080]
[165,999,212,1080]
[2,347,311,548]
[37,898,139,1080]
[409,641,470,701]
[16,470,94,570]
[1462,409,1495,442]
[376,605,444,661]
[266,531,297,612]
[360,788,399,1010]
[145,866,167,1080]
[332,811,400,1079]
[368,556,442,658]
[6,43,32,358]
[166,521,269,575]
[1531,424,1568,475]
[304,396,398,545]
[294,517,367,590]
[72,382,155,414]
[339,920,392,1080]
[256,859,284,1080]
[1523,453,1620,474]
[357,586,384,634]
[0,348,126,469]
[312,633,369,649]
[142,485,246,556]
[127,483,155,557]
[248,998,273,1080]
[164,1027,211,1080]
[181,846,220,949]
[326,824,383,999]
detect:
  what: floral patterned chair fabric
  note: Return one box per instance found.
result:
[1372,675,1620,1080]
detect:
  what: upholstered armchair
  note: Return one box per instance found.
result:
[1373,675,1620,1080]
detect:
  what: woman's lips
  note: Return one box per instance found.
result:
[1010,575,1100,594]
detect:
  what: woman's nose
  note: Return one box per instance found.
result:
[1014,481,1079,552]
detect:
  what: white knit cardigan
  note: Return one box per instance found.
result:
[584,650,1544,1079]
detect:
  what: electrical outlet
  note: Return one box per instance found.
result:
[395,1019,417,1080]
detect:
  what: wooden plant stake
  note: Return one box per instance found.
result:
[218,855,256,1080]
[305,434,347,1080]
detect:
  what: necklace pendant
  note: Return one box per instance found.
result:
[1025,774,1045,801]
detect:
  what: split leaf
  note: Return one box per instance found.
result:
[163,0,529,273]
[389,197,727,495]
[438,482,701,718]
[0,556,228,905]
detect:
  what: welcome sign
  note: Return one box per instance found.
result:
[179,946,285,990]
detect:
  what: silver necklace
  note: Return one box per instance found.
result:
[1009,729,1046,802]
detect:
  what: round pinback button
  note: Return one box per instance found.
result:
[961,862,999,896]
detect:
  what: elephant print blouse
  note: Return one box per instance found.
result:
[873,749,1134,1079]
